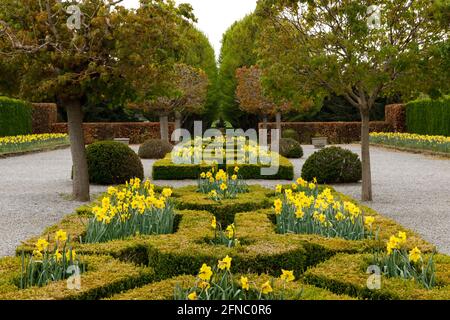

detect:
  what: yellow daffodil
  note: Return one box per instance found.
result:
[218,255,232,271]
[291,183,298,190]
[231,174,238,181]
[240,276,249,290]
[274,199,283,215]
[211,216,217,230]
[295,208,304,219]
[32,250,43,260]
[162,188,173,198]
[36,238,49,252]
[199,281,210,290]
[200,172,206,179]
[54,250,62,262]
[261,281,273,295]
[198,264,213,281]
[188,292,197,300]
[55,229,67,243]
[234,166,239,173]
[225,224,235,239]
[296,177,306,187]
[220,183,228,191]
[364,216,375,228]
[275,184,282,193]
[409,247,422,263]
[280,269,295,282]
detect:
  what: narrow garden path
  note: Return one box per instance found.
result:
[0,145,448,257]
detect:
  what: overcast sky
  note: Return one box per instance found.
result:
[121,0,258,58]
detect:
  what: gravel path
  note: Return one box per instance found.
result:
[0,144,448,257]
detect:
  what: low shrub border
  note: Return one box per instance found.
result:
[0,255,154,300]
[107,274,354,300]
[152,155,294,180]
[9,184,442,300]
[303,253,450,300]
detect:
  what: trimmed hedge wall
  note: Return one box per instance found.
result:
[406,96,450,136]
[0,255,154,300]
[31,103,58,134]
[304,253,450,300]
[0,96,32,137]
[152,154,294,180]
[52,122,175,144]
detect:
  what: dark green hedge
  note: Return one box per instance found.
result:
[152,154,294,180]
[406,96,450,136]
[0,96,32,137]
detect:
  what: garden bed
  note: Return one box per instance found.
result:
[7,181,445,300]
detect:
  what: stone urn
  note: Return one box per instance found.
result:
[311,136,328,149]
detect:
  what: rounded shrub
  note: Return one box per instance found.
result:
[301,146,362,183]
[86,141,144,185]
[279,138,303,159]
[282,129,300,142]
[138,139,173,159]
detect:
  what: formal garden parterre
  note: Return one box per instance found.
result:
[1,171,447,301]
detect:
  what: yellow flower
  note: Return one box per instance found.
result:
[32,250,43,260]
[200,172,206,179]
[107,186,117,195]
[225,224,235,239]
[274,199,283,215]
[308,182,316,190]
[398,231,407,243]
[199,281,210,290]
[209,190,217,198]
[291,183,298,190]
[211,216,217,230]
[409,247,422,263]
[66,249,76,261]
[36,238,49,252]
[218,255,232,271]
[162,188,173,198]
[335,212,345,221]
[54,250,63,262]
[295,208,304,219]
[231,174,238,181]
[188,292,197,300]
[275,184,282,193]
[206,171,212,179]
[234,166,239,173]
[296,177,306,187]
[280,269,295,282]
[55,229,67,243]
[261,281,273,295]
[209,177,215,183]
[220,183,228,191]
[364,216,375,228]
[198,264,213,281]
[240,276,249,291]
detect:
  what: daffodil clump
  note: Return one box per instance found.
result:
[20,230,82,289]
[198,167,249,200]
[210,217,239,247]
[174,256,297,300]
[0,133,69,154]
[273,178,376,240]
[85,178,175,243]
[372,232,436,289]
[370,132,450,154]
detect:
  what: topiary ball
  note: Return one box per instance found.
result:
[279,138,303,158]
[301,146,362,183]
[138,139,173,159]
[86,141,144,185]
[282,129,300,141]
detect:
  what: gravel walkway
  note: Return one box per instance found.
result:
[0,144,448,257]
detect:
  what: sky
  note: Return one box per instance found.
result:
[121,0,258,58]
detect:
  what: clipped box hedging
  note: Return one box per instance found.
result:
[152,154,294,180]
[107,274,355,300]
[406,96,450,136]
[303,253,450,300]
[0,255,154,300]
[0,96,32,137]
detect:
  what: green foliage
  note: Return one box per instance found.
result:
[0,96,32,137]
[279,138,303,158]
[282,129,300,141]
[138,139,173,159]
[86,141,144,185]
[301,147,362,183]
[218,14,260,128]
[406,96,450,136]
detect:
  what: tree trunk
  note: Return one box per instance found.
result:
[174,111,182,142]
[275,112,282,132]
[160,115,169,142]
[66,99,90,202]
[360,107,373,201]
